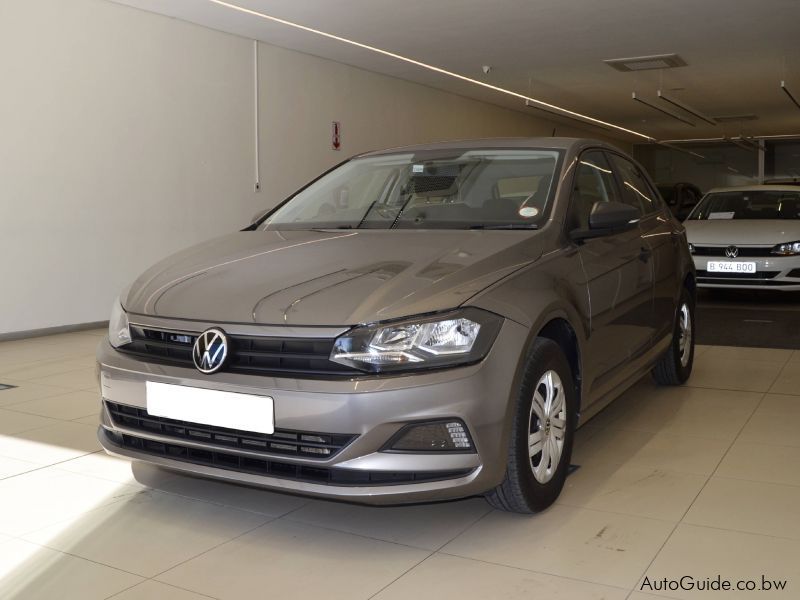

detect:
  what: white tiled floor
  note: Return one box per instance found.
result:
[0,329,798,599]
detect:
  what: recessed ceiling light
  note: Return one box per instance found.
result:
[604,53,687,72]
[207,0,655,141]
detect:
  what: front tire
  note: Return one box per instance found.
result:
[486,338,577,513]
[652,287,695,385]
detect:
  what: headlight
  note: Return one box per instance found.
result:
[108,299,132,348]
[330,308,502,373]
[771,241,800,256]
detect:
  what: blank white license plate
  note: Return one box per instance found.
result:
[707,261,756,273]
[146,381,274,434]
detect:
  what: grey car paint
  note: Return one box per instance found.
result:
[98,137,695,504]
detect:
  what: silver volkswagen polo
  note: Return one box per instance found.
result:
[98,138,695,513]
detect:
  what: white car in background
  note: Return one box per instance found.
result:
[684,185,800,290]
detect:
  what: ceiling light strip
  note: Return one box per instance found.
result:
[781,81,800,110]
[656,91,717,126]
[207,0,654,141]
[632,92,695,127]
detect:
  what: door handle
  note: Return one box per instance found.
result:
[638,246,652,263]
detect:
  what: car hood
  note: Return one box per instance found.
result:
[123,229,543,326]
[684,219,800,245]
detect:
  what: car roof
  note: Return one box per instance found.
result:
[706,184,800,193]
[357,137,621,157]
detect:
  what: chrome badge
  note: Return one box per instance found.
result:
[724,245,739,258]
[192,328,229,374]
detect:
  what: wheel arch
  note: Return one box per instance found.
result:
[535,317,582,413]
[683,271,697,299]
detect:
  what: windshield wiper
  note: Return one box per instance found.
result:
[468,224,539,230]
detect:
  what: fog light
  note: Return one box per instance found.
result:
[387,420,473,452]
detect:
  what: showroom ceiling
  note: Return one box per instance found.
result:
[112,0,800,143]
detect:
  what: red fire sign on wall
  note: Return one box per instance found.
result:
[332,121,341,150]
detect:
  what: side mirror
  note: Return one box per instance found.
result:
[570,201,640,241]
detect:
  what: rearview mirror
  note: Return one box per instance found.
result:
[570,201,640,241]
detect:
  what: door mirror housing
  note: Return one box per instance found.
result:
[570,201,640,241]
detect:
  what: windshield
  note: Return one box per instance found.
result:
[261,149,563,230]
[688,190,800,221]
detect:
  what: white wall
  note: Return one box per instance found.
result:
[255,43,629,203]
[0,0,254,335]
[0,0,627,336]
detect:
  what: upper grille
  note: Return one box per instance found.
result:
[693,246,773,257]
[105,400,356,460]
[118,326,360,378]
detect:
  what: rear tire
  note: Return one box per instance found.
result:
[486,338,577,513]
[652,287,695,385]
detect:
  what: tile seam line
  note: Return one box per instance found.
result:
[706,473,800,490]
[0,449,101,482]
[366,551,436,600]
[433,550,633,592]
[622,388,769,598]
[148,514,278,583]
[148,500,309,584]
[105,579,221,600]
[280,512,447,552]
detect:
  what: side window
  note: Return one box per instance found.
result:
[568,151,621,231]
[608,154,659,215]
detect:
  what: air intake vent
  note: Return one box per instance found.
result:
[604,53,687,72]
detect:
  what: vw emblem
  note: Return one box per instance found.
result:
[192,328,229,374]
[724,245,739,259]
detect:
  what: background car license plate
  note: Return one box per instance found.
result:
[146,381,274,434]
[707,261,756,273]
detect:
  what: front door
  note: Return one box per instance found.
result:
[567,151,654,399]
[608,152,680,346]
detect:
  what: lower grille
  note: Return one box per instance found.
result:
[104,430,473,486]
[105,401,355,460]
[697,270,779,280]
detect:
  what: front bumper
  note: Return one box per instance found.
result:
[96,318,527,504]
[693,255,800,290]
